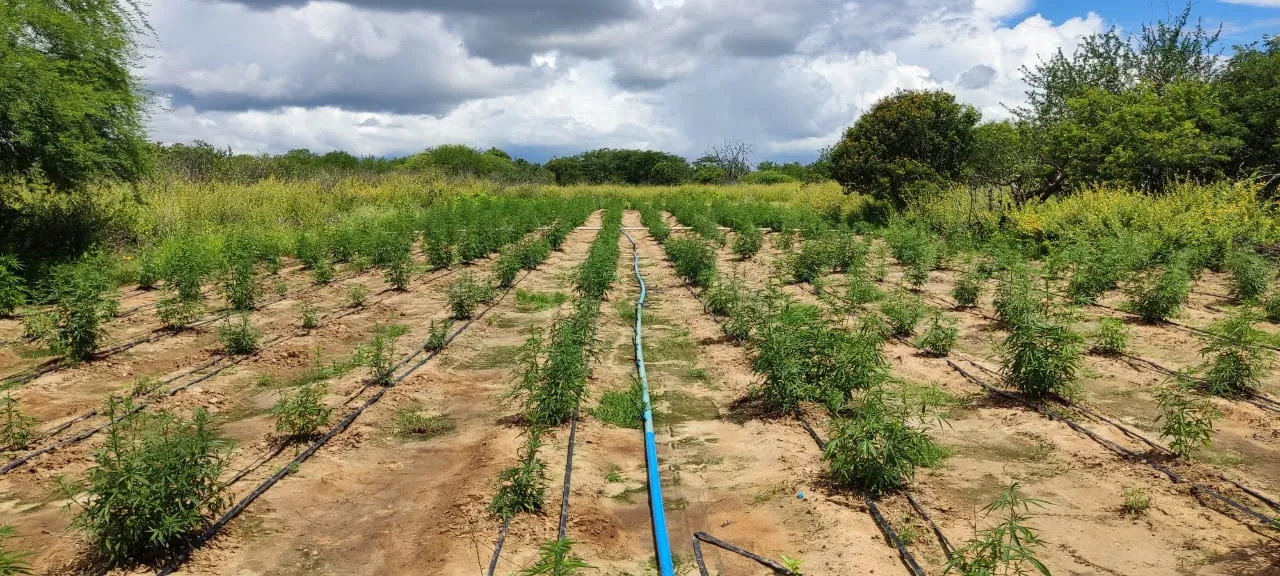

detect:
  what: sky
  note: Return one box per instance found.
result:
[140,0,1280,163]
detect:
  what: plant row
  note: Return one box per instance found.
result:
[487,206,624,574]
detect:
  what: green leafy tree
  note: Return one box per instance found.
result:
[1216,36,1280,191]
[831,89,980,208]
[0,0,151,190]
[1043,82,1241,193]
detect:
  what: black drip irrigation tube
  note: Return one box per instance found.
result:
[1,265,464,475]
[944,358,1280,527]
[483,217,610,575]
[484,403,584,576]
[692,532,796,576]
[156,270,532,576]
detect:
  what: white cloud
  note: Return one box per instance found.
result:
[144,0,1108,160]
[1218,0,1280,7]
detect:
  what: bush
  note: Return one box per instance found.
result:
[731,226,763,260]
[1090,318,1129,355]
[220,234,260,310]
[1199,308,1272,396]
[494,250,522,289]
[311,259,335,284]
[1126,264,1190,322]
[43,257,119,362]
[1123,488,1150,516]
[1000,311,1082,399]
[1065,240,1138,305]
[952,268,985,308]
[944,483,1050,576]
[1225,249,1273,302]
[829,234,868,273]
[516,538,591,576]
[791,239,835,284]
[345,283,369,308]
[161,235,214,302]
[1153,372,1219,458]
[753,302,888,412]
[704,275,745,317]
[511,303,599,426]
[299,302,319,329]
[447,273,495,319]
[666,235,717,288]
[136,250,160,290]
[424,319,453,352]
[424,233,453,269]
[824,388,946,495]
[217,314,261,355]
[490,430,548,520]
[1,395,36,452]
[383,252,413,291]
[993,269,1041,329]
[361,324,409,385]
[846,271,884,305]
[1263,291,1280,323]
[880,291,927,337]
[519,239,552,271]
[916,313,959,356]
[270,383,331,440]
[157,297,203,330]
[68,401,229,566]
[220,260,258,311]
[0,256,26,316]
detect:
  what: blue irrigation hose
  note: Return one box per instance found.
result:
[622,229,676,576]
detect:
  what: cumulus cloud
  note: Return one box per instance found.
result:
[146,0,1108,160]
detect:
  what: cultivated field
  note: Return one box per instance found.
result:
[1,188,1278,576]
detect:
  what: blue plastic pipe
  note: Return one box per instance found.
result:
[622,229,676,576]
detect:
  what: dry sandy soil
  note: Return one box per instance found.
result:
[2,211,1278,575]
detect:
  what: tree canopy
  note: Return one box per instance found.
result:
[830,89,980,208]
[0,0,151,190]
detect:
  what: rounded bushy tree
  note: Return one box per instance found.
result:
[831,90,980,208]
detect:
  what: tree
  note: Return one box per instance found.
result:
[544,149,691,185]
[1011,2,1228,197]
[1043,82,1242,193]
[0,0,152,190]
[1216,36,1280,191]
[702,140,752,184]
[691,156,727,184]
[830,89,980,208]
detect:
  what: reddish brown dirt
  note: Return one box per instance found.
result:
[6,216,1279,576]
[162,212,605,576]
[779,240,1280,575]
[0,236,549,574]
